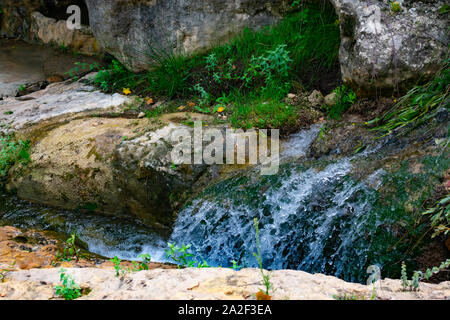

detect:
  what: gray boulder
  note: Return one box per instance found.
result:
[331,0,449,95]
[85,0,290,72]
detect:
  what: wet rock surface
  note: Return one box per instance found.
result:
[0,39,102,99]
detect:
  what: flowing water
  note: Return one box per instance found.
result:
[0,122,447,283]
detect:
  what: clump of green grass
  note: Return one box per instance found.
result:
[372,59,449,137]
[0,135,31,178]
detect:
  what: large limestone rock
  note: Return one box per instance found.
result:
[1,267,449,300]
[0,76,128,132]
[6,117,209,228]
[85,0,291,72]
[331,0,449,95]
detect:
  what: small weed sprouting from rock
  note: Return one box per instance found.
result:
[54,268,82,300]
[253,218,274,300]
[111,256,127,277]
[111,254,153,277]
[165,243,210,268]
[56,233,81,262]
[401,260,450,291]
[0,261,16,283]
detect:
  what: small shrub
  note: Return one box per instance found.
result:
[110,256,127,277]
[390,1,402,13]
[54,268,82,300]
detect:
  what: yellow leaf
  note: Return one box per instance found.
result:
[122,88,131,95]
[178,106,186,111]
[217,107,225,113]
[187,102,196,107]
[146,97,154,105]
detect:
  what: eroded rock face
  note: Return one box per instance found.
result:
[30,11,100,56]
[331,0,448,95]
[85,0,291,72]
[1,267,449,300]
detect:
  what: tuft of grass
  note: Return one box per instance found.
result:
[371,59,449,137]
[253,218,273,300]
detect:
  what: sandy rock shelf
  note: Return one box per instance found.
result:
[1,267,449,300]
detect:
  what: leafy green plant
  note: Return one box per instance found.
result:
[325,85,356,119]
[110,256,127,277]
[0,135,31,178]
[390,1,402,13]
[231,260,243,271]
[165,243,210,268]
[253,218,273,300]
[421,194,450,238]
[401,259,450,291]
[54,268,82,300]
[93,59,137,92]
[56,233,81,262]
[130,254,152,271]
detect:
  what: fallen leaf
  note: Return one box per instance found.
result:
[256,290,272,301]
[187,102,196,107]
[146,98,154,105]
[122,88,131,95]
[217,107,225,113]
[178,106,186,111]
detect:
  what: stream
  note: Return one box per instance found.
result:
[2,120,447,283]
[0,40,448,285]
